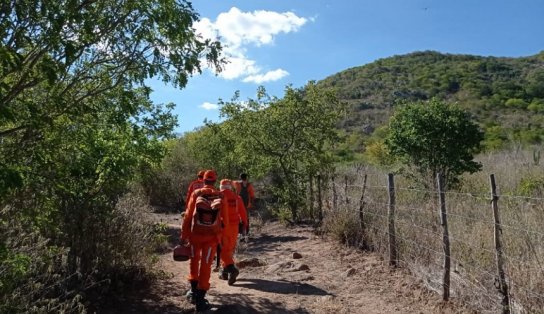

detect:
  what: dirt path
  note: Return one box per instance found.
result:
[109,213,466,313]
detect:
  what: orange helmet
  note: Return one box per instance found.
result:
[203,170,217,182]
[197,170,205,178]
[219,179,233,191]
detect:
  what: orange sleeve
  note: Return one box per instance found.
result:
[237,195,248,226]
[185,181,194,207]
[181,192,196,240]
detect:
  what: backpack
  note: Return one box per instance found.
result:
[238,182,250,208]
[191,189,223,236]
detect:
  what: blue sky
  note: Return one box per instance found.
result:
[148,0,544,134]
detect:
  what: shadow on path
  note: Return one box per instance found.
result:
[247,234,308,253]
[234,278,330,296]
[212,292,312,314]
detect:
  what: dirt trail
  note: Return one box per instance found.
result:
[109,213,466,313]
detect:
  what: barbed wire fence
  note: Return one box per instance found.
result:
[311,171,544,314]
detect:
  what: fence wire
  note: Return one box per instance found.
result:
[319,173,544,313]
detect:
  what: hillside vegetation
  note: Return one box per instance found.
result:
[318,51,544,155]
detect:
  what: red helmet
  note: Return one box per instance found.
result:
[203,170,217,182]
[197,170,205,178]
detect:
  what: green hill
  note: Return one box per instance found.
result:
[318,51,544,154]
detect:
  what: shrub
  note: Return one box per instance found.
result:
[516,175,544,197]
[321,209,363,247]
[505,98,528,109]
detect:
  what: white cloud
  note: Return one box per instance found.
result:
[200,102,219,110]
[213,7,307,48]
[243,69,289,84]
[219,56,260,80]
[194,7,308,83]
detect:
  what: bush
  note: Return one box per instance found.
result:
[321,209,363,247]
[140,138,201,211]
[0,208,85,313]
[0,191,162,313]
[505,98,528,109]
[516,175,544,197]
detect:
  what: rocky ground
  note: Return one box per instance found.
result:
[102,213,470,313]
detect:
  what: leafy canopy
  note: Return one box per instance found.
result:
[0,0,223,310]
[385,99,484,187]
[185,82,343,221]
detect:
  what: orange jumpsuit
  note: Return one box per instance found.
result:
[219,189,248,267]
[181,186,229,291]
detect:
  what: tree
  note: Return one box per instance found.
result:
[216,82,343,221]
[0,1,222,310]
[385,99,483,188]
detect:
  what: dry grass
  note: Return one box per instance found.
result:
[319,148,544,313]
[0,190,165,313]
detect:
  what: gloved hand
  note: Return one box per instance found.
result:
[179,237,190,246]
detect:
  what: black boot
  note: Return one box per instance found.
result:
[226,264,239,286]
[218,267,228,280]
[195,289,211,312]
[185,280,198,304]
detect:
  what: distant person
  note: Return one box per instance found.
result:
[180,170,228,312]
[184,170,205,210]
[233,173,255,211]
[218,179,248,285]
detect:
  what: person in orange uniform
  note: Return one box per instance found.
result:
[184,170,205,209]
[218,179,248,285]
[180,170,228,312]
[233,173,255,210]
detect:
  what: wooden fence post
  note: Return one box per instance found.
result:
[309,174,314,220]
[317,174,323,222]
[332,174,338,211]
[490,174,510,314]
[387,173,397,266]
[344,175,350,205]
[437,172,451,301]
[359,174,368,231]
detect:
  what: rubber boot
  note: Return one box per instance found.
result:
[195,289,211,312]
[185,280,198,304]
[226,264,239,286]
[218,267,228,280]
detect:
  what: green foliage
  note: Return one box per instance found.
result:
[525,69,544,98]
[505,98,528,109]
[512,127,544,145]
[385,99,484,187]
[363,141,396,168]
[219,82,343,221]
[318,51,544,149]
[140,137,201,210]
[0,0,222,310]
[527,99,544,113]
[516,175,544,197]
[483,125,508,151]
[182,82,343,221]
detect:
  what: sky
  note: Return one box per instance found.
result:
[147,0,544,135]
